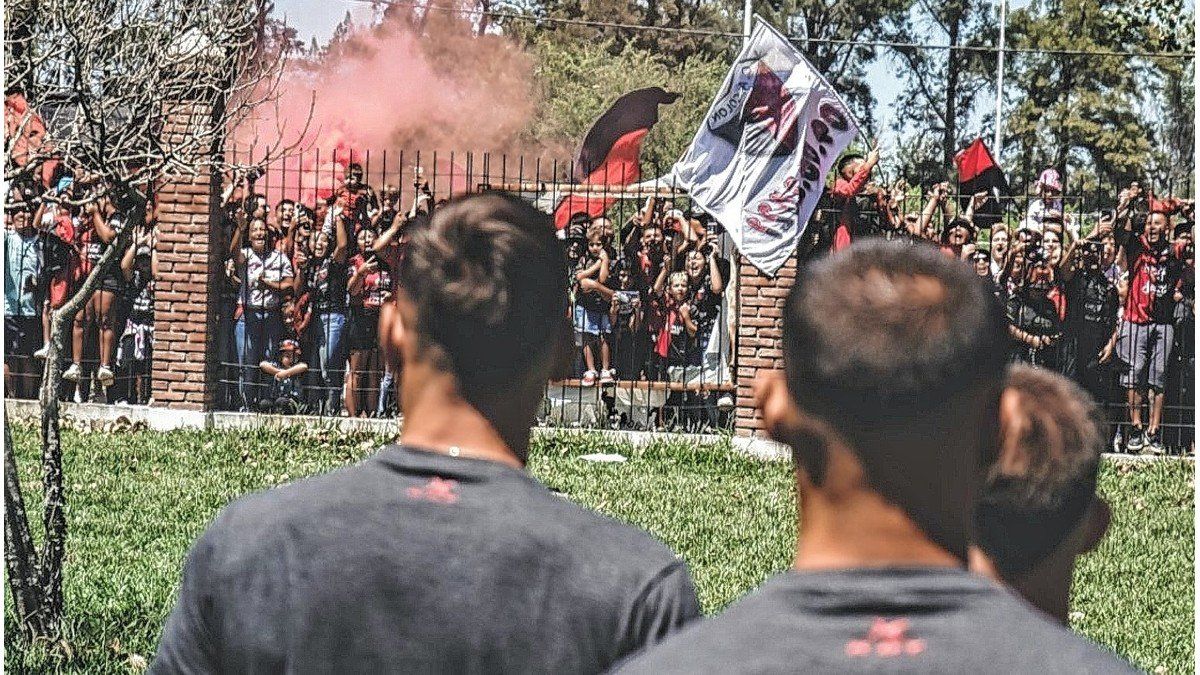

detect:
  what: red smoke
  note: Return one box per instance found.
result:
[239,4,567,206]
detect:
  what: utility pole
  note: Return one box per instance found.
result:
[743,0,753,45]
[994,0,1008,158]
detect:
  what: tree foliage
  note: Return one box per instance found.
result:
[1000,0,1193,193]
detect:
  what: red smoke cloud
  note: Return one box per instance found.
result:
[239,5,567,206]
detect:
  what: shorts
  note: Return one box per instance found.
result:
[5,316,41,356]
[48,274,72,308]
[1117,320,1174,392]
[348,308,381,352]
[573,305,612,335]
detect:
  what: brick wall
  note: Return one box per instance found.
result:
[733,253,797,437]
[151,101,221,410]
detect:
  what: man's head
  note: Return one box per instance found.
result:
[989,228,1009,263]
[970,364,1110,623]
[758,240,1008,560]
[641,224,664,256]
[383,193,570,461]
[345,163,365,189]
[8,207,32,234]
[1145,211,1170,245]
[838,153,865,181]
[276,199,295,225]
[943,216,975,246]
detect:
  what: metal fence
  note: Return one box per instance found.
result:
[5,146,1193,452]
[218,147,738,432]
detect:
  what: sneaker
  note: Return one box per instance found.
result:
[33,344,50,360]
[97,365,115,387]
[62,362,81,382]
[1145,431,1165,455]
[1125,427,1145,453]
[581,370,598,386]
[599,369,615,385]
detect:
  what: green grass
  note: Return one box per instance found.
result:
[4,423,1194,673]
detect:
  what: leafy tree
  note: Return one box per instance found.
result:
[884,0,995,168]
[3,0,293,646]
[526,36,726,172]
[1002,0,1193,194]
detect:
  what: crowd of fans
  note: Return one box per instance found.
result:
[213,164,735,426]
[4,170,157,404]
[4,153,1194,450]
[817,155,1195,454]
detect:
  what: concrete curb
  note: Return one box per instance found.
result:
[4,399,1191,464]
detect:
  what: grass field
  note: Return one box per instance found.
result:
[4,422,1195,673]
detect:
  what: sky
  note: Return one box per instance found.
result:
[272,0,1025,151]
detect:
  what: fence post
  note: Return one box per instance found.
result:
[151,99,222,410]
[733,252,797,437]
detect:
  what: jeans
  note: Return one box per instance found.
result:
[234,315,247,409]
[314,311,347,412]
[376,367,395,416]
[244,308,282,407]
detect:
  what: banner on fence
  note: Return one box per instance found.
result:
[664,18,859,275]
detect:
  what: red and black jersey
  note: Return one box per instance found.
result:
[1124,236,1186,324]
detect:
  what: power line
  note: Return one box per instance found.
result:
[342,0,1196,60]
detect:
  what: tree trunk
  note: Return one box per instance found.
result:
[4,416,50,642]
[3,191,145,645]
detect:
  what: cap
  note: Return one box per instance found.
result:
[280,339,300,353]
[1037,168,1063,193]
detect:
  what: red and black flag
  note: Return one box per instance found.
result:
[955,138,1008,229]
[554,87,679,230]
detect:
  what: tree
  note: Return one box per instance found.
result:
[885,0,994,168]
[1001,0,1194,194]
[3,0,296,646]
[506,0,914,134]
[527,35,726,171]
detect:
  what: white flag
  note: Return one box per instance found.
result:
[669,19,860,275]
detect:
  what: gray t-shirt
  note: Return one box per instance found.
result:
[151,445,699,674]
[614,567,1136,674]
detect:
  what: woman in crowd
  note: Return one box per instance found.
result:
[1006,243,1075,376]
[344,225,393,417]
[230,215,294,408]
[989,227,1010,281]
[301,211,350,414]
[116,223,157,404]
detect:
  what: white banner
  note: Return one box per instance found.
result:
[668,19,860,275]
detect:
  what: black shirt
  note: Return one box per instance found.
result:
[306,256,348,313]
[615,567,1135,674]
[152,445,700,674]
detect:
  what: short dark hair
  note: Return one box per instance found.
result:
[974,364,1105,578]
[837,153,864,174]
[278,198,295,209]
[943,216,976,242]
[398,192,568,401]
[783,239,1008,485]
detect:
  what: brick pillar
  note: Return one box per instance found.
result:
[151,100,222,410]
[733,253,797,437]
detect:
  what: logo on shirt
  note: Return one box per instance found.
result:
[845,617,925,658]
[406,477,459,504]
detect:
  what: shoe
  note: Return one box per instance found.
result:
[1125,427,1145,453]
[581,370,598,386]
[1145,431,1165,455]
[62,362,81,382]
[599,369,615,385]
[33,344,50,360]
[97,365,115,387]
